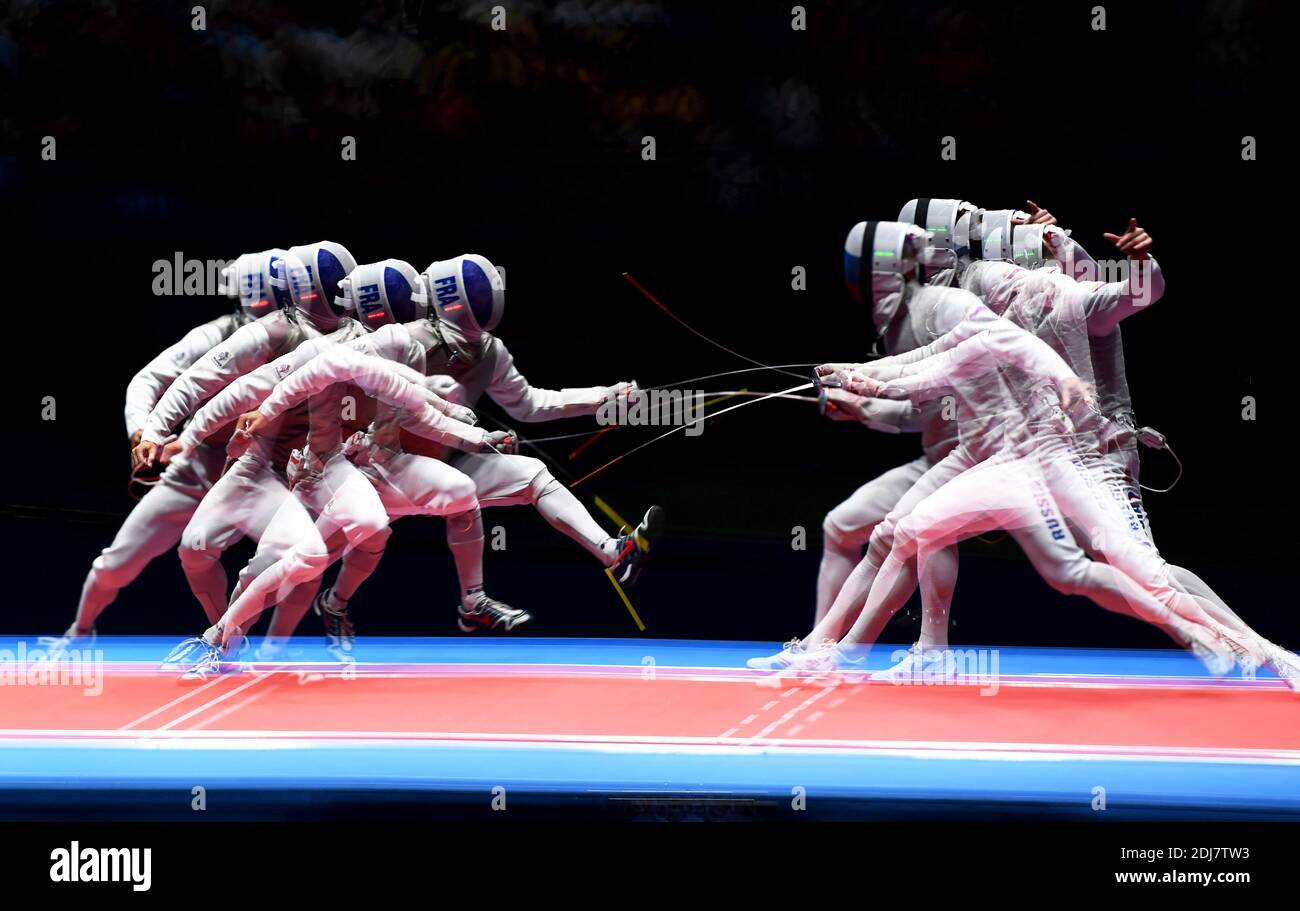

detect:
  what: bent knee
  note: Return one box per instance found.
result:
[525,466,559,504]
[823,512,875,556]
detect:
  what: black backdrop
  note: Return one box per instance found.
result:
[2,0,1294,649]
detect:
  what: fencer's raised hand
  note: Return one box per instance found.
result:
[1056,375,1095,411]
[236,410,270,436]
[158,440,184,464]
[480,429,517,454]
[132,439,160,468]
[1025,200,1058,227]
[1103,218,1153,260]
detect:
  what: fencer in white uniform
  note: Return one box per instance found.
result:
[134,242,360,638]
[886,216,1294,678]
[813,199,976,631]
[752,221,1248,676]
[42,250,283,655]
[287,254,665,643]
[157,254,438,666]
[169,261,508,679]
[791,221,1296,682]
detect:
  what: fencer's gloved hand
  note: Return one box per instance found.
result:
[1056,376,1096,412]
[820,387,869,422]
[1024,200,1057,227]
[481,429,518,455]
[159,440,185,464]
[607,381,642,404]
[824,366,884,398]
[237,410,270,437]
[1103,218,1153,260]
[812,364,848,391]
[132,438,160,469]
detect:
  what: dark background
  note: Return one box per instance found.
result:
[1,0,1292,650]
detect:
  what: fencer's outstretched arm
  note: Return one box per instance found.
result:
[851,319,1080,404]
[124,315,241,440]
[822,388,924,433]
[255,346,487,451]
[486,341,629,422]
[252,339,473,423]
[139,320,276,445]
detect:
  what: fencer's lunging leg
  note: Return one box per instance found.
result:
[529,471,619,565]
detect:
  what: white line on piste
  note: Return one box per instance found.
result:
[746,685,837,745]
[152,673,273,733]
[187,685,275,731]
[117,674,231,730]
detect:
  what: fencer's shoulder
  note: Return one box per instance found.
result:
[479,334,512,373]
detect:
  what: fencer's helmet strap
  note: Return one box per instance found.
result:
[913,199,934,281]
[914,198,931,237]
[858,220,885,347]
[857,220,878,303]
[336,276,354,314]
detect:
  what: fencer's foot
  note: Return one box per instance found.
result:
[179,639,241,684]
[1177,624,1236,678]
[160,636,209,672]
[1211,626,1271,679]
[160,633,249,673]
[870,643,954,683]
[1263,642,1300,694]
[38,625,96,662]
[609,505,665,587]
[746,638,806,671]
[458,595,532,633]
[313,589,355,657]
[758,639,840,686]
